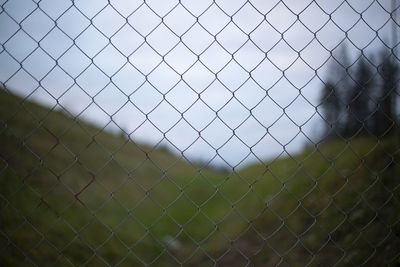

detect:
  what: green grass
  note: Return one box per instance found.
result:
[1,88,400,266]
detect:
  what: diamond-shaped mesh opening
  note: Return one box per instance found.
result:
[182,24,214,55]
[2,0,400,265]
[21,9,54,42]
[167,194,198,226]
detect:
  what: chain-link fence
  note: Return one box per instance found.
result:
[1,0,400,266]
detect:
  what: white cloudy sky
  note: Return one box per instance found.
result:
[0,0,399,167]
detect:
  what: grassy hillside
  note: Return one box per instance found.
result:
[232,136,400,266]
[1,88,400,266]
[0,89,231,266]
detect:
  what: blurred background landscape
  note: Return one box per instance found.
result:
[1,0,400,265]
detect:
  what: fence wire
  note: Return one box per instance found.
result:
[1,0,400,266]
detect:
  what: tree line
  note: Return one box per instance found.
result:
[320,45,399,138]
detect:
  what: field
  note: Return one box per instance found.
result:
[1,88,400,266]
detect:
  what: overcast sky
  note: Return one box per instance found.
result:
[0,0,399,167]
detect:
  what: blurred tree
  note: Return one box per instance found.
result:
[334,44,353,136]
[373,50,398,136]
[320,44,352,138]
[320,82,340,137]
[320,44,398,139]
[345,57,375,136]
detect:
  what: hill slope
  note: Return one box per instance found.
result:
[1,89,400,266]
[0,89,231,266]
[233,136,400,266]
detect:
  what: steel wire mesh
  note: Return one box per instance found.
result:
[1,0,400,266]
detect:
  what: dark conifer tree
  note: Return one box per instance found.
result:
[374,50,398,136]
[320,44,352,137]
[345,57,375,136]
[320,81,340,137]
[335,45,353,136]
